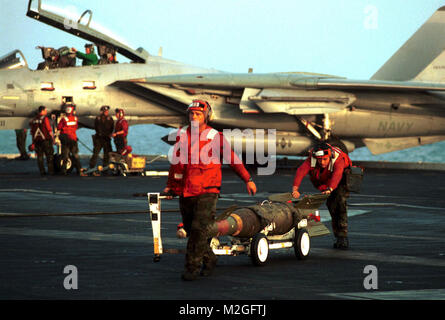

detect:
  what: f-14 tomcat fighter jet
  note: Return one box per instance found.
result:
[2,1,445,156]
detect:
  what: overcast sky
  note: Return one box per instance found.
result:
[1,0,443,79]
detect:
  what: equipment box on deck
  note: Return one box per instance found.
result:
[345,166,364,193]
[109,152,147,175]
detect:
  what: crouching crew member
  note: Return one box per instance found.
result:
[29,106,55,176]
[57,104,83,176]
[292,142,352,249]
[89,106,114,170]
[163,99,257,281]
[112,108,129,153]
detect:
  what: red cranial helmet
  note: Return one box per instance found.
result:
[115,108,125,117]
[64,104,75,114]
[186,99,213,122]
[100,105,110,113]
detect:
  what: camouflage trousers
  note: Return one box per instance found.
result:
[179,193,218,274]
[326,184,350,238]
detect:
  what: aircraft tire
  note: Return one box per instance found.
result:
[294,228,310,260]
[250,233,269,266]
[52,154,73,173]
[66,156,74,173]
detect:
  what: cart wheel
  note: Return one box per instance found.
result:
[250,233,269,266]
[117,165,126,176]
[294,228,310,260]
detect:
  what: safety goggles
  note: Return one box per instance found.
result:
[314,149,331,158]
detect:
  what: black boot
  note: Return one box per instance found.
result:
[181,270,199,281]
[334,237,349,250]
[200,259,217,277]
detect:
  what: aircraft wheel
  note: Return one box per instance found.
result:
[250,233,269,266]
[294,228,310,260]
[54,155,72,173]
[66,156,74,173]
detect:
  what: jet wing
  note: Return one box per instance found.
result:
[26,0,146,63]
[136,73,445,91]
[132,72,342,90]
[128,72,445,116]
[129,73,356,115]
[290,78,445,91]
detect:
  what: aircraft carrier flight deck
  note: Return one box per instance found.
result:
[0,156,444,301]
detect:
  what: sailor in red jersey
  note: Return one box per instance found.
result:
[292,142,352,249]
[112,108,129,153]
[29,105,55,176]
[57,104,83,175]
[163,99,257,281]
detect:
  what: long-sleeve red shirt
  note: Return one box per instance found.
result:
[114,118,128,137]
[57,115,78,141]
[30,115,53,142]
[293,154,350,192]
[167,125,251,197]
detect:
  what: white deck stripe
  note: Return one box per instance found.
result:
[323,289,445,300]
[311,248,445,268]
[1,227,444,268]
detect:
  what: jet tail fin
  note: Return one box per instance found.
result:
[371,7,445,82]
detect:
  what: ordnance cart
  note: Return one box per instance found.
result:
[109,152,147,176]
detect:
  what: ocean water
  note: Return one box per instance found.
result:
[2,124,445,163]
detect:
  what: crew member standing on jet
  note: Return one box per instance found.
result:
[111,108,129,153]
[29,106,55,176]
[57,104,84,176]
[89,106,114,171]
[163,99,257,281]
[292,142,352,249]
[71,44,98,66]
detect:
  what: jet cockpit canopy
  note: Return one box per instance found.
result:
[0,50,29,70]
